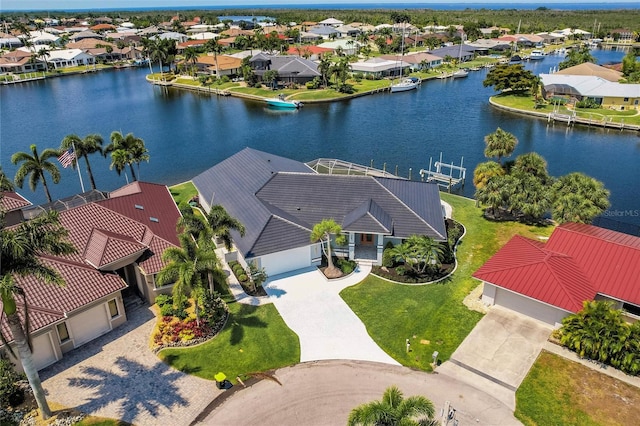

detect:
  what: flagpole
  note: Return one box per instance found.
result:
[71,141,86,193]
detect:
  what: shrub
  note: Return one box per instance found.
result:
[253,82,263,88]
[160,303,175,317]
[219,75,231,84]
[155,294,172,308]
[238,273,248,282]
[382,248,395,268]
[337,83,355,94]
[306,76,321,89]
[575,98,600,109]
[395,266,407,276]
[353,72,363,82]
[202,291,227,324]
[337,258,356,275]
[0,356,24,408]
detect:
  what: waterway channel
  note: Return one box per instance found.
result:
[1,48,638,227]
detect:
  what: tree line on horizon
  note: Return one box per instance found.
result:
[2,8,639,40]
[1,131,149,203]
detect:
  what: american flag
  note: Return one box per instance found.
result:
[57,147,75,168]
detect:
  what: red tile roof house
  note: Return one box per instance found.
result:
[473,223,640,326]
[0,182,181,372]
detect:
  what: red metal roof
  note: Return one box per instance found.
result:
[474,223,640,312]
[473,236,595,312]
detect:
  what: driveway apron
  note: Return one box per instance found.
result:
[264,265,399,365]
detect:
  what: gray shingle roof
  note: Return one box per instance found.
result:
[192,148,446,259]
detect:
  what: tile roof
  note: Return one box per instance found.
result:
[0,256,125,343]
[83,228,148,269]
[193,148,446,259]
[474,223,640,312]
[0,191,31,212]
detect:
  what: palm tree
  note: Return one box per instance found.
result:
[0,210,76,419]
[318,54,332,88]
[310,219,346,278]
[475,175,507,217]
[550,172,609,224]
[484,127,518,164]
[60,133,104,190]
[348,385,436,426]
[183,46,199,76]
[37,47,50,71]
[512,152,549,182]
[472,161,505,190]
[205,205,246,251]
[0,166,15,191]
[11,144,61,203]
[156,233,222,325]
[104,131,149,182]
[205,38,223,79]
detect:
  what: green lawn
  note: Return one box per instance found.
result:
[492,93,640,126]
[158,302,300,383]
[515,351,640,426]
[340,193,553,370]
[169,181,198,207]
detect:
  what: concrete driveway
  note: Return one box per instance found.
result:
[264,265,400,365]
[200,360,520,426]
[437,306,552,410]
[40,304,217,426]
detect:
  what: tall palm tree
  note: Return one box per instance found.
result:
[318,54,332,88]
[183,46,199,76]
[0,166,15,191]
[11,144,61,203]
[0,210,76,419]
[205,38,223,79]
[205,205,246,251]
[483,127,518,164]
[104,131,149,182]
[348,386,436,426]
[156,233,222,324]
[512,152,548,182]
[37,47,50,71]
[60,133,104,190]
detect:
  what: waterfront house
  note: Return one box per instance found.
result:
[380,53,443,71]
[540,72,640,111]
[46,49,95,69]
[318,18,344,27]
[69,30,104,42]
[193,54,242,76]
[0,32,24,49]
[286,45,333,60]
[192,148,446,276]
[430,44,476,62]
[0,50,47,73]
[308,25,340,40]
[0,182,182,372]
[249,53,320,85]
[474,223,640,326]
[27,30,60,46]
[350,57,408,78]
[553,62,623,82]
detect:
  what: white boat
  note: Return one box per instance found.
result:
[529,50,546,60]
[391,77,419,92]
[452,69,469,79]
[265,94,303,109]
[390,22,418,93]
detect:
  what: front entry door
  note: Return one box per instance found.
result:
[360,234,374,245]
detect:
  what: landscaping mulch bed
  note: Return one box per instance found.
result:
[237,280,267,297]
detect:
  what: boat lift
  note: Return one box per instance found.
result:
[420,153,466,192]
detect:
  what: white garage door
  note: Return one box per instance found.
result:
[495,288,566,326]
[69,304,111,347]
[259,246,311,277]
[32,333,57,371]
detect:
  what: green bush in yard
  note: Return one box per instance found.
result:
[0,356,24,408]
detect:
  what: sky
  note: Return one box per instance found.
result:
[2,0,638,12]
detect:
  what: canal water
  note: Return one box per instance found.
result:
[1,49,638,226]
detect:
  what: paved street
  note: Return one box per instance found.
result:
[200,360,520,426]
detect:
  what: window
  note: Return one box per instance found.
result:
[57,323,70,343]
[623,97,629,102]
[108,299,119,318]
